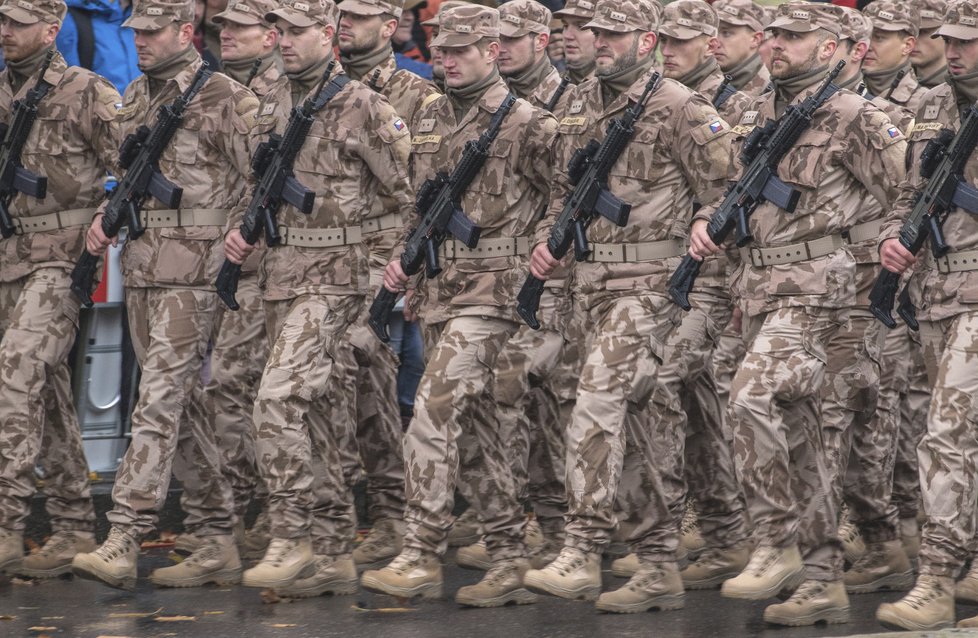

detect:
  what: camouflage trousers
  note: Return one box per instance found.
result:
[821,307,901,543]
[403,315,526,561]
[916,311,978,578]
[331,267,405,526]
[730,306,844,581]
[892,328,929,520]
[253,294,360,555]
[0,268,94,533]
[108,288,234,538]
[176,275,269,527]
[563,292,680,556]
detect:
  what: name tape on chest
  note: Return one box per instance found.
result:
[560,116,588,127]
[412,134,442,145]
[912,121,944,134]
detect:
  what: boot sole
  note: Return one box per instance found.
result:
[242,562,316,589]
[17,563,73,578]
[150,568,243,588]
[0,556,23,574]
[721,569,805,601]
[360,573,443,600]
[279,578,359,599]
[764,605,850,626]
[71,563,136,591]
[596,593,685,614]
[455,587,538,608]
[682,569,744,590]
[845,571,913,594]
[523,575,601,602]
[877,607,954,631]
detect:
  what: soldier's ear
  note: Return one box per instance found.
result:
[44,21,60,47]
[707,36,719,54]
[535,31,550,54]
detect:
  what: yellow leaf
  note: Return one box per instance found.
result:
[28,627,58,631]
[155,616,196,622]
[267,624,298,628]
[203,611,224,615]
[0,615,15,620]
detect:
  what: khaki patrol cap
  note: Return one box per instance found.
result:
[498,0,550,37]
[918,0,948,30]
[584,0,661,33]
[838,6,872,42]
[863,0,919,37]
[713,0,765,32]
[430,5,499,47]
[935,0,978,40]
[339,0,403,20]
[266,0,339,27]
[122,0,194,30]
[0,0,66,24]
[554,0,596,21]
[212,0,277,26]
[421,0,467,27]
[660,0,718,39]
[767,2,843,38]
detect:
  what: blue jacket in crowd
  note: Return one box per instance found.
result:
[56,0,139,94]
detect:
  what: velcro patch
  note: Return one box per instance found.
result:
[559,116,587,127]
[412,134,442,145]
[912,121,944,133]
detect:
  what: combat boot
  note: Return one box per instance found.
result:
[763,579,850,626]
[838,516,866,564]
[0,528,23,573]
[150,534,242,587]
[242,510,271,559]
[529,535,561,569]
[611,553,640,578]
[353,519,403,569]
[456,539,491,570]
[360,548,443,599]
[958,560,978,603]
[447,509,482,547]
[278,553,359,598]
[899,517,920,561]
[456,558,538,607]
[524,546,602,601]
[844,539,913,594]
[596,561,685,614]
[681,505,705,561]
[242,536,314,588]
[173,531,203,557]
[71,526,140,590]
[524,517,544,549]
[876,574,955,630]
[721,544,804,600]
[18,530,95,577]
[681,543,751,589]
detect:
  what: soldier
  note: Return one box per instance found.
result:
[689,1,906,626]
[421,0,467,94]
[0,0,119,578]
[912,0,949,89]
[522,0,732,613]
[221,0,414,596]
[712,0,771,97]
[216,0,282,91]
[862,1,929,111]
[497,0,562,108]
[334,0,440,569]
[876,2,978,629]
[555,0,596,84]
[71,0,258,591]
[360,4,558,607]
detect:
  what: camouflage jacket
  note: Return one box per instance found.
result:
[247,55,283,99]
[537,71,731,307]
[881,84,978,321]
[234,61,413,301]
[408,76,557,324]
[728,52,771,98]
[695,78,906,316]
[884,66,929,113]
[689,59,753,126]
[0,51,121,283]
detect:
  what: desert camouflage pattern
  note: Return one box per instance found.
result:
[724,52,771,98]
[892,331,929,521]
[870,66,930,113]
[685,58,753,126]
[245,54,284,99]
[505,56,566,111]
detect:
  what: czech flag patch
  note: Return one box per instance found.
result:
[709,121,723,134]
[394,118,405,131]
[887,126,900,138]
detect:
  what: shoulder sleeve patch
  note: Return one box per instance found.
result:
[690,118,729,146]
[92,80,123,122]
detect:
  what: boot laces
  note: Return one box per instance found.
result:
[264,538,299,567]
[38,531,81,557]
[788,580,826,603]
[388,548,424,572]
[629,565,666,591]
[904,577,946,609]
[745,546,779,576]
[550,548,586,575]
[484,560,518,586]
[183,539,224,566]
[94,529,136,561]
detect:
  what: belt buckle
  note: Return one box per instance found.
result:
[749,246,764,267]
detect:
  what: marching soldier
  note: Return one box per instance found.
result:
[912,0,950,89]
[712,0,771,97]
[862,1,929,110]
[497,0,562,108]
[556,0,596,85]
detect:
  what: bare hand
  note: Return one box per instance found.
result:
[384,260,409,293]
[529,243,559,280]
[85,214,116,255]
[224,229,255,265]
[879,238,916,274]
[688,219,720,261]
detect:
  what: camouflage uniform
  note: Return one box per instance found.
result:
[696,6,906,583]
[712,0,772,97]
[0,36,119,546]
[861,1,930,113]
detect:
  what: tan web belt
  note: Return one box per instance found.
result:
[142,209,228,228]
[937,249,978,273]
[11,208,96,234]
[277,225,362,248]
[845,220,882,245]
[586,239,687,263]
[440,236,530,259]
[746,234,845,267]
[362,212,402,234]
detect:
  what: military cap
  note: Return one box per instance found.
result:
[266,0,339,27]
[430,5,499,47]
[554,0,596,21]
[498,0,550,37]
[0,0,67,24]
[659,0,718,39]
[919,0,948,30]
[584,0,661,33]
[712,0,765,32]
[213,0,277,26]
[838,6,872,42]
[935,0,978,40]
[421,0,467,27]
[767,2,843,38]
[122,0,194,30]
[863,1,920,37]
[339,0,403,20]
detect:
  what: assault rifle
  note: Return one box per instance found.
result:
[515,71,663,330]
[216,62,348,310]
[0,49,55,239]
[367,93,517,342]
[667,61,845,311]
[70,63,212,307]
[868,104,978,329]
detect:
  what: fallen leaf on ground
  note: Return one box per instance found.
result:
[266,623,297,628]
[203,611,224,615]
[12,577,38,586]
[0,615,15,620]
[108,607,163,618]
[28,626,58,631]
[155,615,196,622]
[41,616,64,620]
